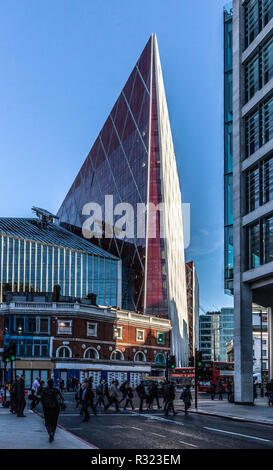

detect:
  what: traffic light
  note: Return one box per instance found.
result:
[189,356,194,367]
[167,355,176,369]
[2,343,16,364]
[197,351,203,368]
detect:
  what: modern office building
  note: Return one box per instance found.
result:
[0,292,171,387]
[0,207,121,306]
[185,261,199,357]
[57,35,189,366]
[199,309,234,362]
[224,3,234,295]
[231,0,273,403]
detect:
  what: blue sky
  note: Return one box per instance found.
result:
[0,0,233,312]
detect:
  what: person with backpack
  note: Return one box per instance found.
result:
[217,383,225,400]
[164,381,177,416]
[180,384,192,415]
[41,378,64,443]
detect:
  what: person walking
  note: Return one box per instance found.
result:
[87,377,97,415]
[209,382,216,400]
[180,385,192,415]
[150,382,161,409]
[95,378,106,409]
[227,382,232,402]
[67,377,71,392]
[10,377,18,414]
[41,378,64,442]
[59,379,64,392]
[267,379,273,406]
[30,377,41,410]
[123,383,134,410]
[16,374,26,417]
[105,380,120,412]
[119,381,128,406]
[217,383,225,400]
[81,379,92,422]
[136,381,147,412]
[75,382,83,411]
[165,381,177,416]
[72,377,78,392]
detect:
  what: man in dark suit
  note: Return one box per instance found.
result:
[16,374,26,417]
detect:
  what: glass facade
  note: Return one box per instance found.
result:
[224,4,234,295]
[199,309,234,362]
[247,213,273,268]
[245,36,273,103]
[0,218,120,306]
[245,0,273,49]
[245,94,273,158]
[246,153,273,212]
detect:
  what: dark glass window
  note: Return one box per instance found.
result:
[224,174,233,225]
[262,37,273,85]
[16,317,24,333]
[246,166,260,212]
[262,96,273,144]
[263,215,273,263]
[245,109,259,157]
[224,73,233,122]
[27,317,36,333]
[224,123,233,173]
[39,318,49,333]
[248,223,261,268]
[263,0,273,26]
[262,155,273,203]
[245,55,259,102]
[245,0,260,48]
[224,18,233,73]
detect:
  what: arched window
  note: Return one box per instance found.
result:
[84,347,99,360]
[134,351,146,362]
[56,346,72,358]
[155,352,166,366]
[110,350,124,361]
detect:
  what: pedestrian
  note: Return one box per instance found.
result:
[267,379,273,406]
[30,377,41,410]
[102,379,110,405]
[217,383,225,400]
[136,381,147,412]
[10,377,18,414]
[165,381,177,416]
[95,378,106,409]
[59,379,64,392]
[209,381,216,400]
[81,379,92,422]
[227,382,232,402]
[72,377,77,392]
[119,381,128,406]
[41,378,64,442]
[67,377,71,392]
[75,382,82,410]
[150,381,161,409]
[123,383,134,410]
[105,380,120,412]
[180,385,192,415]
[16,374,26,417]
[87,377,97,415]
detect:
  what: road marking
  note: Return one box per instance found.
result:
[180,441,198,448]
[203,427,271,442]
[151,432,166,438]
[131,427,142,431]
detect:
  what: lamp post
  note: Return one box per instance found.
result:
[260,311,264,397]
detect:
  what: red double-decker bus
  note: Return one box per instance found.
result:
[198,361,234,392]
[170,367,195,389]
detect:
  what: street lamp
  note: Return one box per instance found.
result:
[259,311,264,397]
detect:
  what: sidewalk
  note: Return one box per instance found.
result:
[174,394,273,426]
[0,406,97,449]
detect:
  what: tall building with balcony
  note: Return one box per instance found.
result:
[57,35,189,366]
[232,0,273,403]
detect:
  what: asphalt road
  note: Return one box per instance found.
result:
[34,393,273,450]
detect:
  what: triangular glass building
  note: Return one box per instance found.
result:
[58,35,189,365]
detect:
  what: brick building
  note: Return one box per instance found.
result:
[0,292,171,389]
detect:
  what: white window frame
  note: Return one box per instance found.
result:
[87,322,98,337]
[56,345,72,358]
[57,319,72,335]
[110,350,124,361]
[84,347,99,360]
[134,351,146,362]
[114,326,123,340]
[136,328,145,342]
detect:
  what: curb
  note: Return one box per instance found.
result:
[188,408,273,427]
[33,409,99,449]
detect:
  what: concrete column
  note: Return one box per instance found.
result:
[233,0,254,404]
[268,307,273,381]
